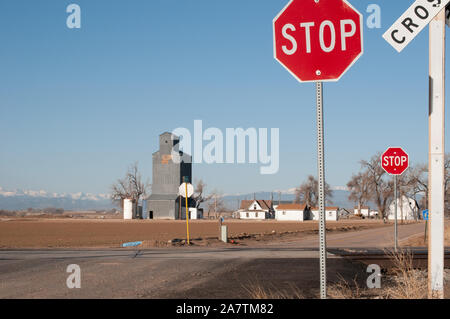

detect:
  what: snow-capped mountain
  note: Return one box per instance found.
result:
[0,185,355,212]
[0,187,114,211]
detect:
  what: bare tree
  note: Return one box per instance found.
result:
[207,190,226,219]
[347,171,371,214]
[111,177,133,205]
[403,163,428,210]
[110,162,150,217]
[294,175,333,207]
[360,153,394,219]
[403,156,449,212]
[193,179,213,209]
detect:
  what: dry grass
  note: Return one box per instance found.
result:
[328,249,428,299]
[381,249,428,299]
[243,248,431,299]
[245,249,430,300]
[243,282,304,299]
[328,275,366,299]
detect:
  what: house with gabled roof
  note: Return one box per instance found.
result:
[239,199,273,220]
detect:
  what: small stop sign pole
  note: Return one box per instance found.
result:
[394,174,398,251]
[273,0,363,299]
[381,147,409,251]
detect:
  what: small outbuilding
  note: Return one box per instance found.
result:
[180,207,203,220]
[275,203,308,221]
[310,207,339,221]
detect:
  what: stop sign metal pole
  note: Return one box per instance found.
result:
[428,9,445,299]
[273,0,363,300]
[394,175,398,252]
[316,81,327,299]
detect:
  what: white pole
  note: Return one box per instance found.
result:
[428,9,445,300]
[316,81,327,299]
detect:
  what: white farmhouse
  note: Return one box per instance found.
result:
[354,206,371,217]
[239,200,273,220]
[275,203,308,221]
[310,207,339,221]
[387,196,419,221]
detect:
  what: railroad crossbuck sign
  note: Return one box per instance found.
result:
[273,0,363,82]
[382,0,446,300]
[381,147,409,176]
[383,0,450,52]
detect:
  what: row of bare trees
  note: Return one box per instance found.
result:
[347,152,450,219]
[111,154,449,219]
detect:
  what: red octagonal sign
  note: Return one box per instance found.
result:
[381,147,409,176]
[273,0,363,82]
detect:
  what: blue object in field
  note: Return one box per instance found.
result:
[122,241,143,248]
[422,210,429,221]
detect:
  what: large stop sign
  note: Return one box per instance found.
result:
[381,147,409,175]
[273,0,363,82]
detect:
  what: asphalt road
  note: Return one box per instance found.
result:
[0,222,432,298]
[288,220,428,248]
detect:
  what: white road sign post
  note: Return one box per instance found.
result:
[383,0,450,52]
[383,1,446,299]
[179,182,194,245]
[428,9,445,300]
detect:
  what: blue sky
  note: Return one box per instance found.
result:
[0,0,449,195]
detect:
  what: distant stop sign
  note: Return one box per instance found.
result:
[381,147,409,175]
[273,0,363,82]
